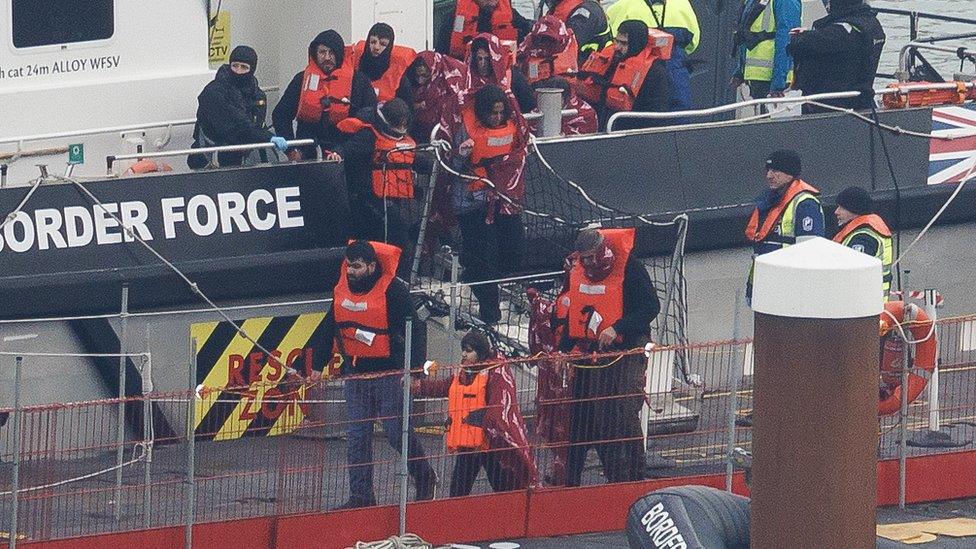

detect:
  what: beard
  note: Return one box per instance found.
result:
[348,269,381,294]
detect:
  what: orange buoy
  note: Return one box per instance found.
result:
[878,300,937,416]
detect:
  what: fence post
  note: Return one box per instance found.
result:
[725,291,743,492]
[114,284,129,524]
[924,289,940,432]
[185,338,197,549]
[9,356,24,549]
[899,327,910,510]
[142,345,154,530]
[449,253,460,330]
[399,320,413,536]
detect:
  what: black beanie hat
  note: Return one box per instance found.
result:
[229,45,258,72]
[836,186,874,215]
[617,19,649,59]
[765,149,802,177]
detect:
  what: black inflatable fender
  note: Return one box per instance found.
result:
[626,485,750,549]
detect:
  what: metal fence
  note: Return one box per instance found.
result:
[2,301,975,546]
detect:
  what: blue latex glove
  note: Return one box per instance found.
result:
[270,136,288,152]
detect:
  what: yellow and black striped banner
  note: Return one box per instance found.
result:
[190,312,337,441]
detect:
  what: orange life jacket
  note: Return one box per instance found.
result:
[337,118,417,199]
[552,0,584,22]
[297,59,355,125]
[331,242,402,359]
[446,369,490,452]
[578,29,673,112]
[450,0,519,59]
[832,213,892,243]
[567,228,634,341]
[744,179,820,243]
[346,43,418,103]
[520,33,580,84]
[124,160,173,176]
[461,103,517,192]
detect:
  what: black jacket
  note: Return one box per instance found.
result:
[559,255,662,352]
[333,107,416,201]
[542,0,612,64]
[787,3,886,112]
[194,65,271,148]
[594,58,671,131]
[271,68,377,157]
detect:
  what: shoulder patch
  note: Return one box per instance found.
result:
[576,7,592,19]
[852,244,865,253]
[802,216,813,232]
[837,22,855,33]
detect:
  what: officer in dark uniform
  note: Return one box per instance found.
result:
[787,0,886,113]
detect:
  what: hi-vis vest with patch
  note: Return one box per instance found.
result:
[833,213,893,298]
[447,369,490,452]
[346,43,418,103]
[297,59,354,125]
[743,0,793,84]
[578,29,673,112]
[461,104,517,191]
[744,179,820,249]
[332,242,401,359]
[567,227,635,341]
[337,118,416,199]
[450,0,518,59]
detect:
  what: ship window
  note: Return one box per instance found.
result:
[12,0,114,48]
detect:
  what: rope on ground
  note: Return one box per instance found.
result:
[0,442,149,496]
[346,533,451,549]
[50,174,281,363]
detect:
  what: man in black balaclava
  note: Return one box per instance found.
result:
[586,19,670,130]
[272,30,377,160]
[787,0,886,113]
[359,23,395,82]
[190,45,285,168]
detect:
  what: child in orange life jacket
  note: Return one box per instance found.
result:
[413,330,538,496]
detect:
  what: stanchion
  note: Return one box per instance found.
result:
[185,338,197,549]
[399,320,413,536]
[141,329,154,530]
[899,326,910,510]
[725,292,743,492]
[114,284,129,523]
[9,356,24,549]
[449,253,460,330]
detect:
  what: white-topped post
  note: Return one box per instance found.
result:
[750,238,882,549]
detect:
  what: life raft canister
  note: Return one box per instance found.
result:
[882,80,975,109]
[878,300,937,416]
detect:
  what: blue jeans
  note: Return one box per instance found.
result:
[344,374,434,504]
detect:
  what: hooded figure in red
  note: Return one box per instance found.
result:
[414,329,538,495]
[397,51,467,143]
[464,33,538,113]
[516,15,579,85]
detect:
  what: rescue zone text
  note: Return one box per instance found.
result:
[0,187,304,253]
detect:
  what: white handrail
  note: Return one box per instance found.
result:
[898,42,976,81]
[1,119,197,147]
[606,91,860,132]
[106,139,318,172]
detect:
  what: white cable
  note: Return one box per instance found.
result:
[0,443,147,496]
[891,160,976,268]
[804,100,976,141]
[0,351,149,358]
[0,176,44,232]
[51,175,278,360]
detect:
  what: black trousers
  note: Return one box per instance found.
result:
[450,450,519,497]
[350,195,416,279]
[565,353,646,486]
[457,207,524,324]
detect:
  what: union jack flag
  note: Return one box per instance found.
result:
[929,104,976,185]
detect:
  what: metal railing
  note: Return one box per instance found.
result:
[0,119,197,148]
[105,139,319,174]
[875,7,976,79]
[898,43,976,82]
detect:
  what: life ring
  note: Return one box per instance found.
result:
[123,159,173,176]
[878,301,937,416]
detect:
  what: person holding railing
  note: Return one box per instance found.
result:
[333,99,420,278]
[320,240,436,509]
[558,227,661,486]
[272,30,377,162]
[189,45,287,169]
[412,329,537,496]
[577,20,672,131]
[787,0,886,113]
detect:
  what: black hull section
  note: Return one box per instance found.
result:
[0,162,350,319]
